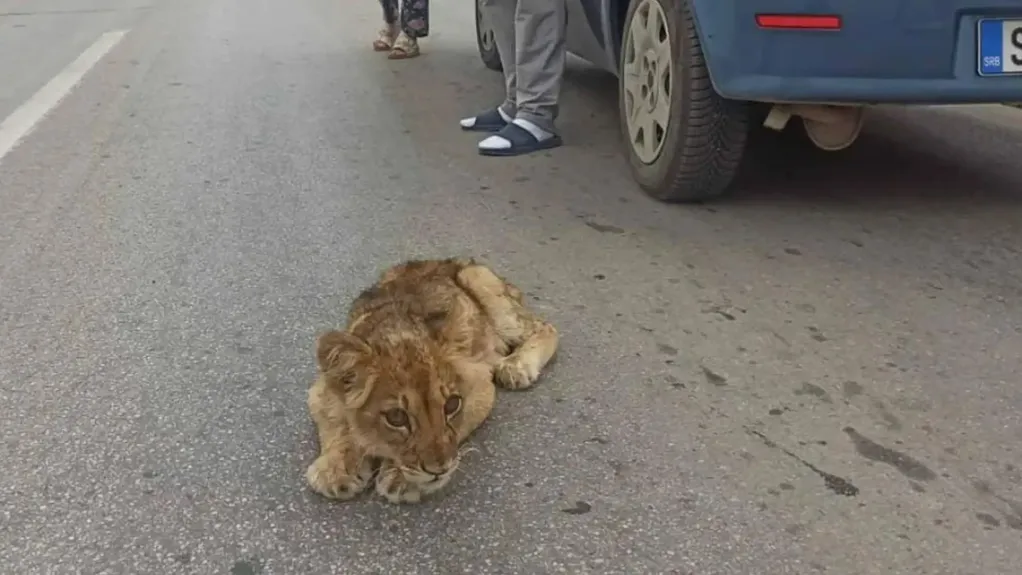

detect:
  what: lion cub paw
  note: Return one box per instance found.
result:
[494,355,540,390]
[306,455,373,500]
[374,464,423,505]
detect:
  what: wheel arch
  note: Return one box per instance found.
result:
[608,0,727,94]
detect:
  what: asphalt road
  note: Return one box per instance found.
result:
[3,0,1022,573]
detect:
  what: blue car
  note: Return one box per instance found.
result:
[475,0,1022,202]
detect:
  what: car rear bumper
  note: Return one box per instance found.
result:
[691,0,1022,104]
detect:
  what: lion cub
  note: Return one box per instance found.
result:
[306,258,558,504]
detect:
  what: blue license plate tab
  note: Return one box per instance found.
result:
[978,18,1022,76]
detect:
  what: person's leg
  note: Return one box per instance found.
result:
[401,0,428,37]
[373,0,400,51]
[478,0,567,155]
[460,0,518,132]
[389,0,428,59]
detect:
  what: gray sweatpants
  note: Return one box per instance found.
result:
[481,0,567,134]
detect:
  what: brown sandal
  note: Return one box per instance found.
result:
[372,26,397,52]
[387,32,420,60]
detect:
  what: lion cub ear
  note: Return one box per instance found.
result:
[314,330,376,406]
[316,331,374,404]
[316,330,372,373]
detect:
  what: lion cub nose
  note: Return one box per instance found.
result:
[421,463,451,476]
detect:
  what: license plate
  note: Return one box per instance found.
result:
[978,18,1022,76]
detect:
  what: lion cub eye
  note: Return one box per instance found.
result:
[443,395,462,417]
[383,408,409,429]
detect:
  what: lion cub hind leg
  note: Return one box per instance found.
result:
[493,321,558,390]
[456,265,559,390]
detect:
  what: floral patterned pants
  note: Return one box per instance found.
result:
[380,0,429,38]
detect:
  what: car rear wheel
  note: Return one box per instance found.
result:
[475,0,502,71]
[619,0,750,202]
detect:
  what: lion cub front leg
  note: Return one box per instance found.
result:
[306,446,375,500]
[374,460,424,504]
[306,380,375,500]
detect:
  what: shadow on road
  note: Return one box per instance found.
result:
[732,109,1021,208]
[562,62,1022,211]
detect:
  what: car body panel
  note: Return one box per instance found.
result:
[568,0,1022,103]
[566,0,613,70]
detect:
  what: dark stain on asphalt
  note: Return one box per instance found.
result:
[561,500,592,515]
[1005,512,1022,530]
[843,427,936,481]
[231,559,263,575]
[745,427,859,497]
[173,553,191,564]
[795,382,832,403]
[701,365,727,386]
[976,512,1000,528]
[585,221,625,234]
[703,304,737,320]
[842,381,864,398]
[657,343,679,356]
[973,480,1022,530]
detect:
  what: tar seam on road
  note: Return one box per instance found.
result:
[0,29,129,164]
[744,426,860,497]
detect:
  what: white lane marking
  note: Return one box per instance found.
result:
[0,29,128,163]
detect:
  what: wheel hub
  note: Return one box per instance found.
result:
[641,50,659,112]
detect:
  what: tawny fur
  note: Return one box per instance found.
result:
[306,258,558,504]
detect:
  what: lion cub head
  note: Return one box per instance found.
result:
[316,330,465,487]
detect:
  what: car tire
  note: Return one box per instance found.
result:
[619,0,750,202]
[475,0,502,72]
